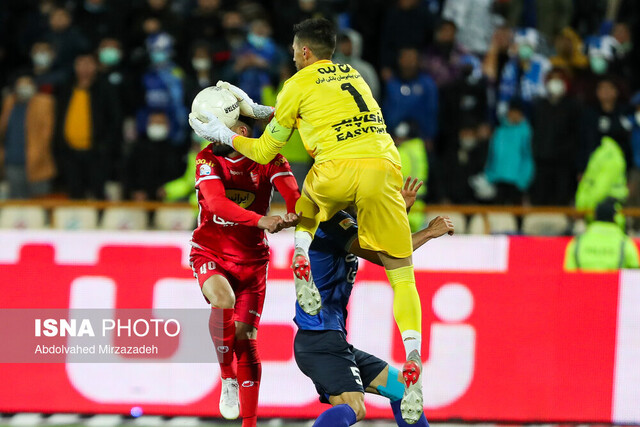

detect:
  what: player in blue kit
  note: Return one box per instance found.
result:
[294,179,454,426]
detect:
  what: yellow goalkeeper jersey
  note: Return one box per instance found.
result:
[273,60,400,165]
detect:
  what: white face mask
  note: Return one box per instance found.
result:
[192,58,211,71]
[16,84,36,100]
[546,78,566,98]
[635,111,640,126]
[32,52,53,68]
[147,124,169,141]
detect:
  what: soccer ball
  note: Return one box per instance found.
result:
[191,86,240,128]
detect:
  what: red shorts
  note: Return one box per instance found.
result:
[190,248,268,328]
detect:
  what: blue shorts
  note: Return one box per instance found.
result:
[294,329,387,403]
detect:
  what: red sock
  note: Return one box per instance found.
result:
[235,339,261,427]
[209,307,236,379]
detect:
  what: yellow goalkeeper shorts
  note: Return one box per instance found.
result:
[302,158,412,258]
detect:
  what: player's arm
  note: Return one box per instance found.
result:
[199,179,283,233]
[564,238,578,271]
[269,154,301,214]
[349,217,454,266]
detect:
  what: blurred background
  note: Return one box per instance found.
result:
[1,0,640,426]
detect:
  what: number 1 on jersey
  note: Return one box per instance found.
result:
[341,82,369,113]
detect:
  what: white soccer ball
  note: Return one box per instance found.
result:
[191,86,240,128]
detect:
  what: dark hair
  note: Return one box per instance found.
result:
[595,197,620,223]
[292,18,336,59]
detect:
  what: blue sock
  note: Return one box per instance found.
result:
[313,403,357,426]
[390,399,429,427]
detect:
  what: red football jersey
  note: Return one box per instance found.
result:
[191,147,295,263]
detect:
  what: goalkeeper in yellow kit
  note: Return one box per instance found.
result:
[190,18,426,423]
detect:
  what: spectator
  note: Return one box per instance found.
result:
[575,136,628,224]
[628,92,640,211]
[209,10,247,71]
[482,25,513,83]
[45,7,90,69]
[0,72,56,198]
[507,0,573,45]
[441,0,505,55]
[393,121,428,231]
[483,99,535,205]
[184,0,223,45]
[74,0,126,49]
[223,19,284,103]
[380,0,436,81]
[333,31,381,100]
[383,47,438,150]
[438,55,489,159]
[564,197,639,271]
[497,28,550,119]
[30,40,68,90]
[579,78,632,172]
[530,68,581,205]
[549,27,589,77]
[130,0,183,53]
[185,41,218,103]
[421,19,475,88]
[56,53,120,199]
[444,119,490,203]
[273,0,336,47]
[609,22,635,84]
[123,111,175,201]
[138,32,188,149]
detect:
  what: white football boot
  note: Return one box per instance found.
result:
[219,377,240,420]
[292,247,322,315]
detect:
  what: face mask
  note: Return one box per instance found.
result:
[590,55,608,75]
[635,111,640,126]
[16,84,36,100]
[32,52,53,68]
[518,45,534,61]
[247,32,269,49]
[147,124,169,141]
[99,47,121,66]
[150,51,170,65]
[192,58,211,71]
[460,137,477,150]
[546,78,566,98]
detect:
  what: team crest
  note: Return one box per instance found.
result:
[339,218,356,230]
[199,164,212,176]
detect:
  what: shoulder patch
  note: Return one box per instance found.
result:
[199,164,212,176]
[339,217,356,230]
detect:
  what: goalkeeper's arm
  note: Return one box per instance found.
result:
[231,117,294,165]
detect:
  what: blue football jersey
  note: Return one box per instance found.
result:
[294,211,359,333]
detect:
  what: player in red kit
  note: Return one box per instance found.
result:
[190,119,300,427]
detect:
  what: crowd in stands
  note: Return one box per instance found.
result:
[1,0,639,212]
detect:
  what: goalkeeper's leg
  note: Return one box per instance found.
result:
[292,192,322,315]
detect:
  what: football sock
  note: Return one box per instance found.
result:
[385,265,422,357]
[209,307,236,378]
[235,339,261,427]
[402,331,422,357]
[294,193,320,242]
[313,404,357,426]
[294,230,313,254]
[391,399,429,426]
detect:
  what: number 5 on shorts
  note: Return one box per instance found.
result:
[351,366,363,385]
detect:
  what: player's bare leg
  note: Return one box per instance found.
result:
[202,276,240,420]
[234,322,261,427]
[292,193,322,315]
[379,254,423,424]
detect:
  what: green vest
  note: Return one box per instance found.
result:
[576,137,628,216]
[398,138,428,231]
[564,221,640,271]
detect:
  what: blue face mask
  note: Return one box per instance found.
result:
[150,51,169,65]
[590,55,608,75]
[247,32,269,49]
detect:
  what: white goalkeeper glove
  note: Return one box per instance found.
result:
[216,80,275,120]
[188,110,236,146]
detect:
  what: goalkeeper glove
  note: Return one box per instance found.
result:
[216,80,275,120]
[188,111,236,146]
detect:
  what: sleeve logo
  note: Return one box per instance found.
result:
[199,164,212,176]
[339,218,356,230]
